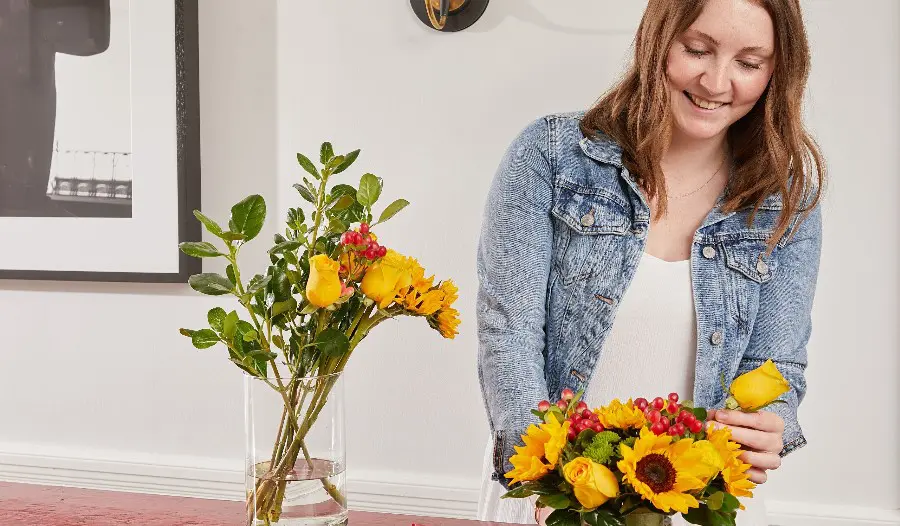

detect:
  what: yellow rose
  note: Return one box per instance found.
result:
[306,254,342,308]
[360,249,413,308]
[562,457,620,509]
[729,359,790,411]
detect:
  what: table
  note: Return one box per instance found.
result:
[0,482,528,525]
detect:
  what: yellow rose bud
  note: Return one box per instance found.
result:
[306,254,342,308]
[360,249,412,308]
[730,359,790,411]
[562,457,619,509]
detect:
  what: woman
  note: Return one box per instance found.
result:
[475,0,824,524]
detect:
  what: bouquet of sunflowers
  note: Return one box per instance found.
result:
[178,143,460,523]
[502,360,791,526]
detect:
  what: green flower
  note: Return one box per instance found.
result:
[584,431,621,464]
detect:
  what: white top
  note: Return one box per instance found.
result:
[584,252,696,407]
[477,252,768,526]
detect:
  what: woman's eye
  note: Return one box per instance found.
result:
[684,46,707,57]
[739,60,762,70]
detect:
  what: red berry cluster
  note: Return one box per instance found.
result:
[339,223,386,260]
[537,388,604,441]
[634,393,704,436]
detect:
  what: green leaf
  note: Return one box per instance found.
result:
[221,232,245,241]
[300,303,318,315]
[269,240,302,255]
[296,152,319,179]
[179,241,223,258]
[720,493,740,514]
[193,210,224,237]
[582,509,624,526]
[536,493,571,510]
[207,307,227,332]
[293,183,317,204]
[330,194,355,212]
[225,264,237,285]
[376,198,409,225]
[332,149,360,174]
[248,274,271,295]
[229,357,258,377]
[320,142,334,164]
[327,218,348,234]
[708,491,725,511]
[326,155,346,171]
[272,335,285,350]
[357,173,382,207]
[179,328,195,338]
[545,509,580,526]
[272,298,297,317]
[314,328,350,357]
[682,507,707,525]
[247,349,277,361]
[501,484,536,499]
[188,273,234,296]
[191,329,219,349]
[272,261,291,301]
[691,407,708,422]
[287,207,305,228]
[229,195,266,241]
[223,311,239,340]
[683,507,735,526]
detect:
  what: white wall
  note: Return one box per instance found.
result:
[1,1,898,525]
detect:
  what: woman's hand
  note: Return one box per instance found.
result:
[707,408,784,484]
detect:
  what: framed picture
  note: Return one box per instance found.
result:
[0,0,200,282]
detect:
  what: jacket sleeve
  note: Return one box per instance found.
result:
[740,202,822,457]
[31,0,111,56]
[476,117,554,488]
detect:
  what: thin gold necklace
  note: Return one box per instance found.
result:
[666,156,728,199]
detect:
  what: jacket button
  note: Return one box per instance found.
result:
[710,331,724,346]
[702,246,717,259]
[756,259,769,275]
[580,211,595,227]
[632,226,646,238]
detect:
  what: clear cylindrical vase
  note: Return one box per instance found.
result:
[244,372,347,526]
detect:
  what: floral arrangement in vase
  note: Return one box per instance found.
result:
[178,143,460,525]
[502,360,790,526]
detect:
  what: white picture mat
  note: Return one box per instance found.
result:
[0,0,181,274]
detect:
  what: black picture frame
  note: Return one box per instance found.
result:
[0,0,201,283]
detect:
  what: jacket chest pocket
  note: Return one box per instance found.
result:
[550,181,630,286]
[722,238,778,334]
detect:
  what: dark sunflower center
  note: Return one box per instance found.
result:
[635,453,676,493]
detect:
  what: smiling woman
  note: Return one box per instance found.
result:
[476,0,824,524]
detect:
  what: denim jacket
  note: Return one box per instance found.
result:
[476,112,822,486]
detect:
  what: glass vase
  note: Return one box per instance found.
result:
[244,372,347,526]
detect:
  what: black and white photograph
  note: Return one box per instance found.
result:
[0,0,132,218]
[0,0,199,281]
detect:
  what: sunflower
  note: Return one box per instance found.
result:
[429,307,460,339]
[438,280,458,307]
[595,398,646,430]
[505,423,554,485]
[617,428,707,514]
[706,424,756,498]
[540,413,570,467]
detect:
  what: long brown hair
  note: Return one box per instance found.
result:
[580,0,824,251]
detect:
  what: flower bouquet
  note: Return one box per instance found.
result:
[178,143,460,525]
[501,360,790,526]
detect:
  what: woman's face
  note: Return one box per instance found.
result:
[666,0,776,142]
